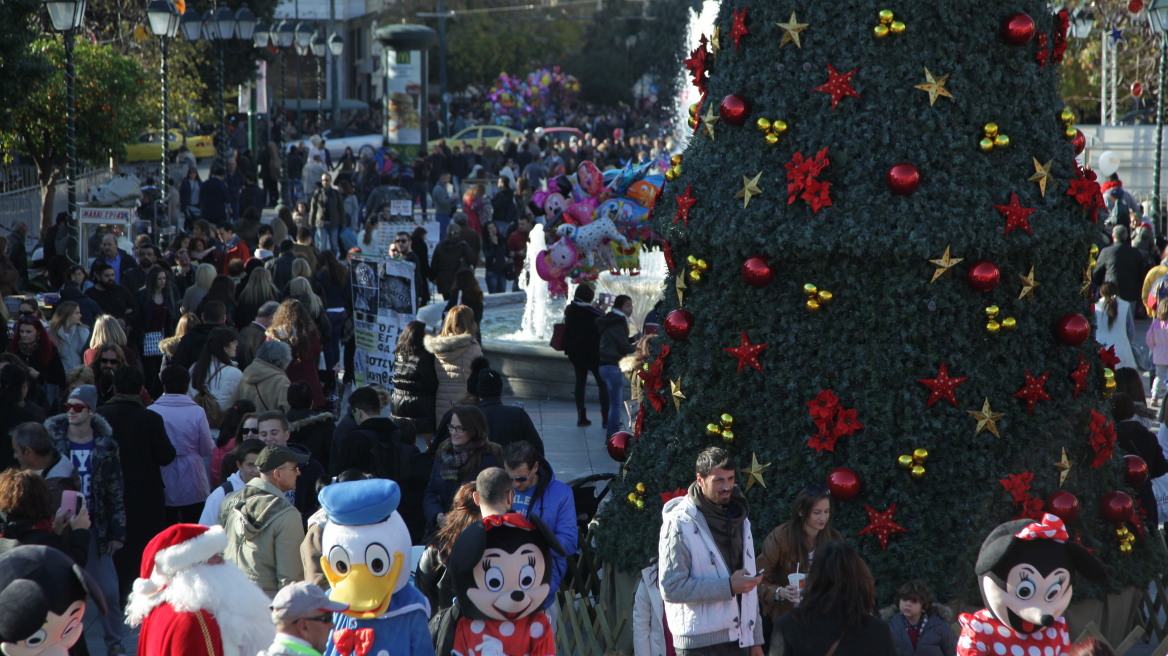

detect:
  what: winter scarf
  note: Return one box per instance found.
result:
[438,438,486,481]
[689,481,749,573]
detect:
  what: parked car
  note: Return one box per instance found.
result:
[122,130,215,162]
[535,126,585,146]
[427,125,525,151]
[322,128,383,162]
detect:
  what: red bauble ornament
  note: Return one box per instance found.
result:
[663,309,695,341]
[1002,12,1036,45]
[887,163,920,195]
[1132,81,1144,98]
[827,467,861,501]
[606,431,634,462]
[1130,0,1145,13]
[741,256,774,287]
[1045,490,1081,522]
[1071,129,1086,155]
[719,94,751,126]
[1125,454,1150,487]
[1100,490,1134,523]
[966,260,1001,292]
[1055,313,1091,346]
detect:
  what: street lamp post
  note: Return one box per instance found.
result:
[328,31,344,131]
[311,31,325,128]
[43,0,87,260]
[294,21,313,132]
[1149,1,1168,232]
[277,19,296,207]
[146,0,180,234]
[250,20,270,155]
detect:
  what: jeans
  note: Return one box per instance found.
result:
[316,223,338,255]
[599,364,626,435]
[87,537,126,650]
[435,213,451,241]
[1155,364,1168,400]
[485,270,508,294]
[325,310,345,369]
[573,363,608,424]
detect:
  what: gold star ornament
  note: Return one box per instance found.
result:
[776,11,809,48]
[710,25,722,57]
[675,275,687,305]
[740,452,772,491]
[967,398,1005,438]
[1053,447,1072,486]
[671,377,686,411]
[928,245,964,283]
[1029,157,1054,197]
[734,172,763,208]
[1019,266,1040,300]
[699,105,720,140]
[913,67,953,106]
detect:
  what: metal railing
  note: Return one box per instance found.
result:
[0,166,113,241]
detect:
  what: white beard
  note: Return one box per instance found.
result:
[126,562,275,656]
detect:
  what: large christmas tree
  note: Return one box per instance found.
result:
[595,0,1167,602]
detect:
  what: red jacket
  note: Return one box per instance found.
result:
[138,602,224,656]
[221,237,252,275]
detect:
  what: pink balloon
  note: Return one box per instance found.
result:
[544,193,567,218]
[565,198,597,225]
[578,161,604,196]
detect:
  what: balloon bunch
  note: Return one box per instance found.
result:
[533,160,665,295]
[484,66,581,125]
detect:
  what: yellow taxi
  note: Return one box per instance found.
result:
[427,125,525,151]
[123,130,216,162]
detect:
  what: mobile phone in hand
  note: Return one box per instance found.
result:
[60,490,82,520]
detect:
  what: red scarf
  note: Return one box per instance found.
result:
[1101,179,1122,194]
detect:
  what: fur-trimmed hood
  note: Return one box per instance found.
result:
[424,333,479,358]
[44,412,115,442]
[287,411,335,432]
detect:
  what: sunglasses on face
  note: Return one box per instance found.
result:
[100,358,120,365]
[394,238,408,243]
[510,475,529,483]
[19,310,34,316]
[303,614,333,623]
[241,427,260,434]
[64,403,89,413]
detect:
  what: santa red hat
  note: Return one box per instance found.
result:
[132,524,228,597]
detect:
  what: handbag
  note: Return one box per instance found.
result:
[142,331,164,357]
[549,323,567,351]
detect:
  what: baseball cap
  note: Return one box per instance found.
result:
[255,445,309,472]
[270,581,347,621]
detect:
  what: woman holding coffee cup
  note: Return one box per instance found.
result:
[756,484,845,620]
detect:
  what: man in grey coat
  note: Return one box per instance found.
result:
[432,171,455,245]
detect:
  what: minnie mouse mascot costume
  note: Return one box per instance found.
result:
[448,512,565,656]
[957,514,1107,656]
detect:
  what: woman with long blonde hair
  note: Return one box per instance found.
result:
[48,301,89,374]
[235,267,281,328]
[267,298,324,407]
[84,315,141,371]
[424,305,482,426]
[181,262,217,314]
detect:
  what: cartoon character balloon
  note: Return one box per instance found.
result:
[0,546,107,656]
[535,238,580,296]
[577,161,605,197]
[556,218,628,276]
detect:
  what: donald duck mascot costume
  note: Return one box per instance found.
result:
[318,479,434,656]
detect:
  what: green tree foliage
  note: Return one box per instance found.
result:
[0,38,148,231]
[595,0,1166,604]
[444,10,586,92]
[0,0,49,130]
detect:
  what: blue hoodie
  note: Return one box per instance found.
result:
[511,458,578,603]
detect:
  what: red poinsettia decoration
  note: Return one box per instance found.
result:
[1051,9,1070,65]
[662,238,675,273]
[1099,345,1121,370]
[785,148,832,212]
[638,345,671,412]
[634,401,645,438]
[684,38,711,97]
[805,389,863,452]
[1067,165,1105,221]
[998,471,1044,520]
[660,488,686,504]
[1088,409,1116,468]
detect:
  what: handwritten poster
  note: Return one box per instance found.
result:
[350,254,417,388]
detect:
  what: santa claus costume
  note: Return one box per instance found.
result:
[126,524,275,656]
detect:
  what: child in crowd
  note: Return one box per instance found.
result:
[1146,301,1168,406]
[886,580,957,656]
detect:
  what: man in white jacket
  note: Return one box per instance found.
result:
[658,447,764,656]
[199,439,265,526]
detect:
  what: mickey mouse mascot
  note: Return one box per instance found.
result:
[448,512,565,656]
[0,545,107,656]
[957,513,1107,656]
